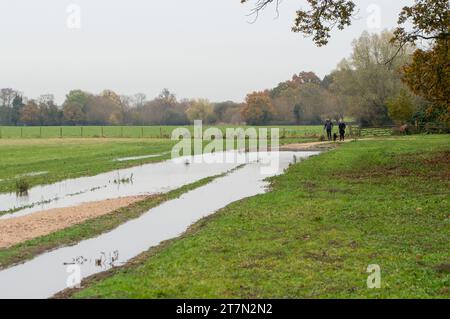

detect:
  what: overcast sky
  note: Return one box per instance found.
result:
[0,0,413,103]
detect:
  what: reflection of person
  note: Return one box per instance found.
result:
[324,119,333,141]
[338,120,347,141]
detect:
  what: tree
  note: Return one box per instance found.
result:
[11,95,25,125]
[293,103,303,124]
[242,0,356,46]
[330,31,413,126]
[63,102,85,125]
[393,0,449,123]
[401,39,449,123]
[186,98,214,123]
[241,91,275,125]
[0,88,19,124]
[38,95,61,125]
[85,95,123,125]
[131,89,188,125]
[19,100,41,125]
[386,90,415,124]
[62,90,89,125]
[64,90,89,108]
[0,88,16,108]
[243,0,449,122]
[133,93,147,108]
[101,89,122,106]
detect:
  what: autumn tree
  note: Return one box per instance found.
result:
[85,95,123,125]
[19,100,41,125]
[386,90,416,124]
[241,0,356,46]
[186,98,214,123]
[241,91,275,125]
[243,0,449,123]
[63,102,85,125]
[393,0,449,123]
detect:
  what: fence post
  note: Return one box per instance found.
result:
[160,127,162,138]
[81,126,83,138]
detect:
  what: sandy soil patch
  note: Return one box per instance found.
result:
[0,196,146,249]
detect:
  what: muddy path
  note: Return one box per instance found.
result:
[0,196,147,249]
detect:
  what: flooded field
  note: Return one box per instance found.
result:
[0,151,318,298]
[0,153,240,219]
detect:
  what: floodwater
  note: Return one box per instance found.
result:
[0,152,241,219]
[0,151,318,299]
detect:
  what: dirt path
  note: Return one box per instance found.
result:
[280,140,351,151]
[0,196,146,249]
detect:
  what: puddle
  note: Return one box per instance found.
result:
[0,153,241,219]
[114,152,170,162]
[0,151,318,298]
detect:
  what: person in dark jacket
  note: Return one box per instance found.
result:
[324,119,333,141]
[338,120,347,141]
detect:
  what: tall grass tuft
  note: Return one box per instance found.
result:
[15,178,30,195]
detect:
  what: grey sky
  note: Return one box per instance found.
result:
[0,0,413,103]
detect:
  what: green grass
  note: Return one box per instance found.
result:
[0,125,333,139]
[71,135,449,299]
[0,173,228,270]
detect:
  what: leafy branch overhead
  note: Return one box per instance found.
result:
[241,0,356,46]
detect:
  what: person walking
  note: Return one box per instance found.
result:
[324,119,333,141]
[338,120,347,141]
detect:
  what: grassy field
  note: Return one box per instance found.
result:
[0,125,327,139]
[69,135,449,298]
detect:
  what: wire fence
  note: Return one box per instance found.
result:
[0,123,448,139]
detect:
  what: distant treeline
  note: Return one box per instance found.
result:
[0,31,447,128]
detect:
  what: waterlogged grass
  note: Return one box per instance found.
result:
[0,173,229,270]
[0,137,316,195]
[72,135,449,299]
[0,138,177,194]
